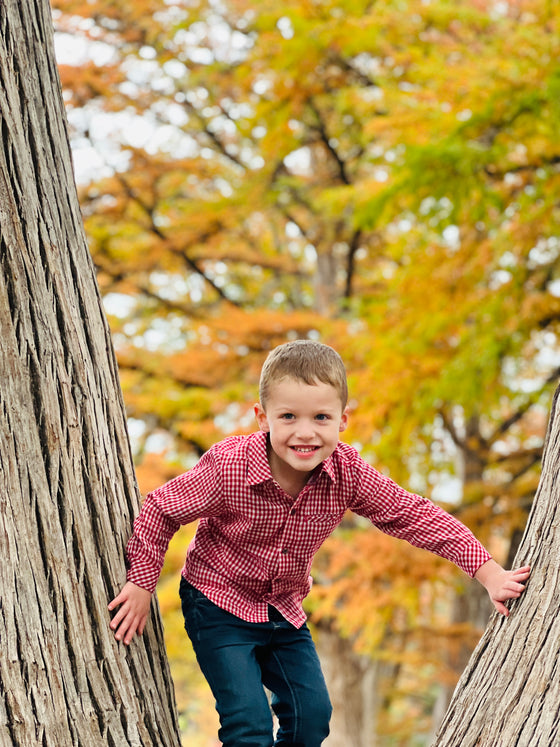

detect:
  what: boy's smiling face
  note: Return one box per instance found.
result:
[254,377,348,494]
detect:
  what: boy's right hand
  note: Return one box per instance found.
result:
[108,581,152,645]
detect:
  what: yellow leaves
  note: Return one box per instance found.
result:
[53,0,560,739]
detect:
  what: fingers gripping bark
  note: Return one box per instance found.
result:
[108,582,152,645]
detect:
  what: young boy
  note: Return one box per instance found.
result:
[109,340,530,747]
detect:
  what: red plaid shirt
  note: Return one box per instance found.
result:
[126,430,491,628]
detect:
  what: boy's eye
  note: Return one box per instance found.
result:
[281,413,295,420]
[315,413,329,421]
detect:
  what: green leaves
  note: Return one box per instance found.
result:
[54,0,560,741]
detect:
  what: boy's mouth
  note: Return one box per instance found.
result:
[291,446,319,453]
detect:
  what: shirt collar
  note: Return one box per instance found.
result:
[246,430,337,486]
[246,431,273,485]
[320,452,337,482]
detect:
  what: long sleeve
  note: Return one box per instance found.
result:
[125,448,223,591]
[125,492,181,592]
[346,452,491,577]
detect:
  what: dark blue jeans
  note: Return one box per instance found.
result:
[179,578,332,746]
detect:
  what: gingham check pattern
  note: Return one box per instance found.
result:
[126,430,491,628]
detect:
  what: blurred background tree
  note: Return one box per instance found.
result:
[51,0,560,743]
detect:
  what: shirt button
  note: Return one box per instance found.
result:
[281,548,289,555]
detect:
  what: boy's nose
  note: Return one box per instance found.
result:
[295,420,315,439]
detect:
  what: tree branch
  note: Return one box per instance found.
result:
[307,99,351,185]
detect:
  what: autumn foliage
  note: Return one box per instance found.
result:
[52,0,560,742]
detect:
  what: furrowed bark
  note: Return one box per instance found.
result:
[0,1,181,744]
[432,385,560,746]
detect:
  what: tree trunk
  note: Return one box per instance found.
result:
[432,384,560,746]
[0,1,181,745]
[315,626,379,747]
[429,414,492,734]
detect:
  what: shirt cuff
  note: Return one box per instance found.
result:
[461,545,492,578]
[125,534,161,593]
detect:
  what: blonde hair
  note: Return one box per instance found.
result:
[259,340,348,409]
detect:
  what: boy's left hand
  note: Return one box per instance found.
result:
[474,558,531,616]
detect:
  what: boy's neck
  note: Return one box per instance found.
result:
[275,472,311,500]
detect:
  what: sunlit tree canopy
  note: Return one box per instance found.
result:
[52,0,560,742]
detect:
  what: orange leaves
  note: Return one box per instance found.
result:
[59,62,127,108]
[310,524,461,657]
[135,451,184,494]
[52,0,560,739]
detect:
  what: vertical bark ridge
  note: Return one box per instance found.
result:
[0,1,181,744]
[433,385,560,746]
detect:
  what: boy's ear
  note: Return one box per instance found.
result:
[254,403,270,432]
[339,406,350,433]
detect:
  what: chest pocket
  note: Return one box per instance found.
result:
[297,511,344,551]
